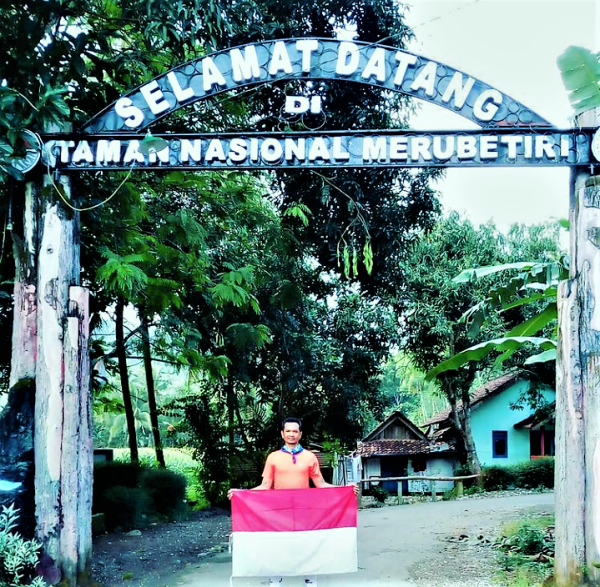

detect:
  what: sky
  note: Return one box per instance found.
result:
[402,0,598,233]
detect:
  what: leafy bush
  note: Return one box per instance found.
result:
[514,524,546,555]
[481,465,516,491]
[93,462,144,521]
[139,469,187,519]
[480,458,554,492]
[368,485,388,504]
[513,458,554,489]
[453,463,472,476]
[464,485,484,496]
[496,516,554,587]
[113,448,204,508]
[94,461,142,490]
[442,488,458,501]
[453,463,477,489]
[0,504,45,587]
[94,461,188,531]
[101,486,151,532]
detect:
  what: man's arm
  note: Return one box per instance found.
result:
[227,478,272,500]
[312,474,335,488]
[313,474,359,495]
[309,456,359,495]
[251,478,273,490]
[227,457,273,500]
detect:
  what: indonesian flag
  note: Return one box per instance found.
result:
[231,486,358,577]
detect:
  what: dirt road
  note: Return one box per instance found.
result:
[177,492,553,587]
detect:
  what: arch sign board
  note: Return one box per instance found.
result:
[37,38,598,171]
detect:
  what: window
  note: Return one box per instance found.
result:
[530,429,556,458]
[492,431,508,458]
[412,456,426,473]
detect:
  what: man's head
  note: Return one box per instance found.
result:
[281,417,302,447]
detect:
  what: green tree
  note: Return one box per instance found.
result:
[399,214,561,473]
[379,352,448,425]
[425,223,566,378]
[1,2,254,580]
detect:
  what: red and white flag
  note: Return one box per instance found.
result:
[231,486,358,577]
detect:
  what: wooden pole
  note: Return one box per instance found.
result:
[35,168,79,572]
[2,178,40,535]
[556,279,585,586]
[10,180,38,389]
[33,153,92,584]
[555,106,600,586]
[60,286,92,582]
[455,480,463,497]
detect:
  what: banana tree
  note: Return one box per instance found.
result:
[430,45,600,380]
[557,46,600,115]
[425,256,568,380]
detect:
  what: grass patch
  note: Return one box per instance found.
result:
[496,557,552,587]
[494,514,555,587]
[113,448,209,510]
[501,515,554,538]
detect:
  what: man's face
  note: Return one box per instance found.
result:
[281,423,302,446]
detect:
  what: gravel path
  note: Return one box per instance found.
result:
[91,491,554,587]
[91,507,232,586]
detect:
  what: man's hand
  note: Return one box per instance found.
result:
[348,483,359,496]
[227,488,237,500]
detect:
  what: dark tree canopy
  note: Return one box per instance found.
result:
[0,0,447,508]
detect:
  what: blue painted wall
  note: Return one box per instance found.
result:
[471,380,555,466]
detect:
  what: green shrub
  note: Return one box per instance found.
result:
[0,504,46,587]
[481,465,516,490]
[453,463,472,476]
[368,485,388,504]
[514,524,546,555]
[114,449,202,506]
[139,469,187,519]
[93,462,143,510]
[513,458,554,489]
[480,458,554,493]
[442,488,458,501]
[93,460,189,531]
[464,485,484,496]
[102,486,151,532]
[453,463,477,489]
[93,462,144,518]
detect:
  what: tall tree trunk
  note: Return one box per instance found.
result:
[448,396,481,476]
[234,393,252,451]
[555,105,600,586]
[141,316,165,468]
[457,402,481,476]
[556,278,585,586]
[4,178,38,537]
[115,298,138,463]
[34,161,93,585]
[60,286,92,584]
[226,375,235,453]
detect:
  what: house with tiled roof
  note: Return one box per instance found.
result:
[356,411,459,494]
[422,374,556,466]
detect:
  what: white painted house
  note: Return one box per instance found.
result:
[356,411,458,493]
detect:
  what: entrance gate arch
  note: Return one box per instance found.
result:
[39,38,595,172]
[83,38,552,132]
[16,37,600,587]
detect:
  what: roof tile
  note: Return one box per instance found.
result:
[422,373,519,427]
[356,439,451,457]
